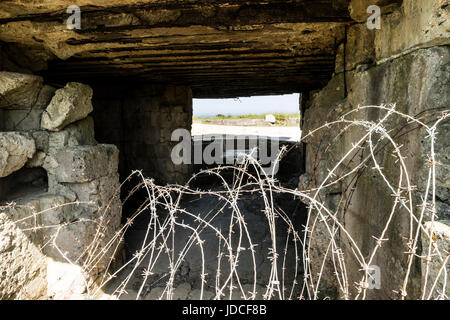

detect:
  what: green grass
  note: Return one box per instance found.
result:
[193,113,300,121]
[193,113,300,127]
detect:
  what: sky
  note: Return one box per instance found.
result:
[193,93,300,117]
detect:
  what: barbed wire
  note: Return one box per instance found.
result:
[1,105,448,300]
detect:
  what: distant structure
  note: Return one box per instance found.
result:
[265,114,276,124]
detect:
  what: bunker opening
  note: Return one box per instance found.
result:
[96,92,309,300]
[0,0,448,301]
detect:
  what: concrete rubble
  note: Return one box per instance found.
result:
[0,72,122,300]
[41,82,93,132]
[0,132,35,178]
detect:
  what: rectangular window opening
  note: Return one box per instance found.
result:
[192,93,301,142]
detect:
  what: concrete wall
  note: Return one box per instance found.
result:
[0,74,193,299]
[0,73,122,299]
[300,0,449,299]
[93,83,193,185]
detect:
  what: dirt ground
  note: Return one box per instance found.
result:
[103,185,305,300]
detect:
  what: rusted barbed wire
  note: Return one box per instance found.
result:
[1,105,448,300]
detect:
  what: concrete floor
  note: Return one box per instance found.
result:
[191,124,301,142]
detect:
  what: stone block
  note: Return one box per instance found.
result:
[66,173,120,206]
[48,117,96,152]
[0,193,71,299]
[0,71,43,109]
[0,84,54,131]
[52,144,119,183]
[2,109,44,131]
[0,209,47,299]
[41,82,93,131]
[30,130,49,153]
[0,132,36,178]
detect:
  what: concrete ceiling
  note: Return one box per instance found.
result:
[0,1,352,97]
